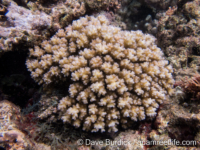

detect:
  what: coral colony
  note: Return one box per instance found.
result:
[26,15,174,132]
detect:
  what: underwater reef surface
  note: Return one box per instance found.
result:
[0,0,200,149]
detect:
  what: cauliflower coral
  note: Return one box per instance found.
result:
[26,15,174,132]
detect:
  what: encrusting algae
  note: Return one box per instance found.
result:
[26,15,174,132]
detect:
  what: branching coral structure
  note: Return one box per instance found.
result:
[26,15,174,132]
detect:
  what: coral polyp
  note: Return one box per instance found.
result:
[26,15,174,132]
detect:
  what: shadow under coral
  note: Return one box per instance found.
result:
[0,50,40,108]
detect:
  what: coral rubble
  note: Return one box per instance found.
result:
[27,0,121,29]
[26,15,174,132]
[6,2,51,31]
[51,0,86,29]
[175,73,200,100]
[85,0,121,11]
[0,100,50,149]
[157,0,200,71]
[0,2,52,53]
